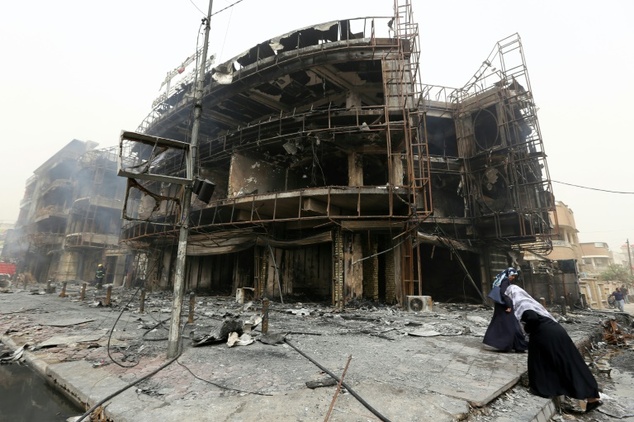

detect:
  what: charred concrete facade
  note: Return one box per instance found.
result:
[7,140,130,285]
[119,2,554,307]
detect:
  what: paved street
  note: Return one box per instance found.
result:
[0,284,632,421]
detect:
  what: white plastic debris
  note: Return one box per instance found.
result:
[227,332,254,347]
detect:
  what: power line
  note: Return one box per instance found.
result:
[552,180,634,195]
[188,0,246,17]
[188,0,206,15]
[212,0,245,17]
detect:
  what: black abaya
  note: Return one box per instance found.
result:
[483,302,528,352]
[521,310,599,400]
[483,278,528,352]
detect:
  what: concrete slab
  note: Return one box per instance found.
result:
[36,333,104,348]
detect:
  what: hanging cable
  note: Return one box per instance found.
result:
[552,180,634,195]
[187,0,246,18]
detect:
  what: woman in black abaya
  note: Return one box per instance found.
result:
[482,268,528,353]
[505,284,602,412]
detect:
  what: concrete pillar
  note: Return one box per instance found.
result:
[344,232,364,301]
[332,228,344,309]
[347,151,363,187]
[386,244,399,304]
[390,153,404,187]
[112,255,128,287]
[57,251,81,282]
[362,234,379,301]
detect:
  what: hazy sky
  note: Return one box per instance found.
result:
[1,0,633,252]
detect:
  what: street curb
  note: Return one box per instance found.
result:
[0,334,88,412]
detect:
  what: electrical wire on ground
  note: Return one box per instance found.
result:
[76,319,189,422]
[175,359,272,396]
[106,285,146,368]
[76,354,179,422]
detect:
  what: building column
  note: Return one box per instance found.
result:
[348,151,363,186]
[343,232,364,302]
[362,233,379,301]
[333,228,344,309]
[57,250,80,282]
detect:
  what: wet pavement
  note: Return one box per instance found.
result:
[0,358,83,422]
[0,283,633,422]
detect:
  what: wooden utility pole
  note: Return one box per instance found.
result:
[625,239,633,275]
[167,0,213,358]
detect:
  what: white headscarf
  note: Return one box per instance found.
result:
[504,284,557,323]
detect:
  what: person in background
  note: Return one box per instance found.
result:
[621,284,629,304]
[95,264,105,290]
[505,284,603,413]
[612,287,625,312]
[482,267,528,353]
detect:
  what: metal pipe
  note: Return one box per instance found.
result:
[324,355,352,421]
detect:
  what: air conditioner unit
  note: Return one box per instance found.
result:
[407,295,432,312]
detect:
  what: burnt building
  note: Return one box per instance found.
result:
[118,1,553,308]
[7,140,130,285]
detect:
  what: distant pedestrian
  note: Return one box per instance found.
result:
[505,284,602,413]
[483,267,528,353]
[612,288,625,312]
[621,285,629,304]
[95,264,105,289]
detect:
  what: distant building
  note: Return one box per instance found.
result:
[547,202,583,262]
[523,201,583,305]
[580,242,614,277]
[0,221,15,260]
[3,140,130,285]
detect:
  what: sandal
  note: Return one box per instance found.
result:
[586,400,603,413]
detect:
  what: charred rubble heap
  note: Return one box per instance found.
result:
[117,1,555,309]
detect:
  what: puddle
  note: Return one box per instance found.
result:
[0,355,83,421]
